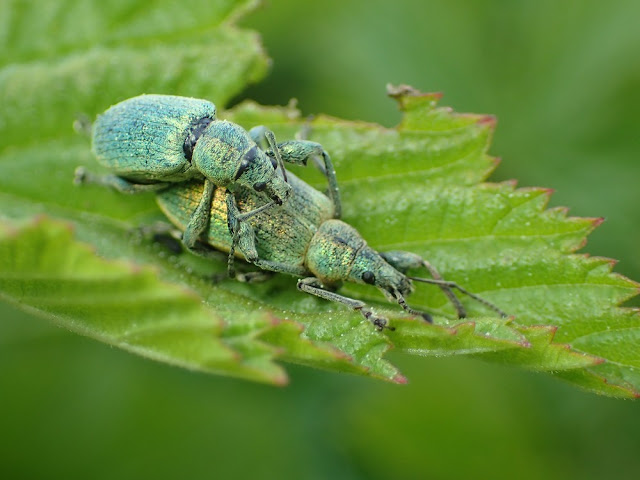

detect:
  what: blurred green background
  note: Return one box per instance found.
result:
[2,0,639,479]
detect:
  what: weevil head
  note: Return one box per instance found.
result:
[193,121,292,204]
[233,144,292,205]
[351,246,414,302]
[307,220,414,299]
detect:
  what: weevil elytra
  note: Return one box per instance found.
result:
[155,172,507,330]
[75,94,341,252]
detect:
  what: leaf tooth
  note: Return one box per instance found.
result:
[476,115,497,128]
[392,373,408,384]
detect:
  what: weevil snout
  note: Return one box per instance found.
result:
[353,250,414,299]
[377,270,414,303]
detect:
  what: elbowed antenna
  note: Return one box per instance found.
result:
[409,276,509,318]
[263,129,288,183]
[391,288,433,323]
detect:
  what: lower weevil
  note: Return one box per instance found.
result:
[155,172,507,329]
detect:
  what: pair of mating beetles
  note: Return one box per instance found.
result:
[76,94,506,330]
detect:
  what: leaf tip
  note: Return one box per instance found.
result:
[386,83,442,99]
[33,214,74,233]
[223,0,265,26]
[273,372,290,387]
[386,83,443,110]
[500,178,518,188]
[266,312,287,328]
[600,374,640,398]
[392,373,409,384]
[477,114,497,128]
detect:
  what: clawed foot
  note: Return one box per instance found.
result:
[236,271,274,283]
[360,308,396,332]
[73,166,88,185]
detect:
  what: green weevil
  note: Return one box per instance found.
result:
[75,94,341,250]
[155,172,507,330]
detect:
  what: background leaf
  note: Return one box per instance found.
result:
[1,0,639,397]
[225,97,639,397]
[2,1,640,480]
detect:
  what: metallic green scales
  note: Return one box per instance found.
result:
[156,173,508,330]
[81,95,506,329]
[88,94,339,210]
[81,94,342,264]
[92,95,215,183]
[157,172,333,267]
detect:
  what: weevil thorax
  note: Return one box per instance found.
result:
[192,120,292,204]
[306,220,414,299]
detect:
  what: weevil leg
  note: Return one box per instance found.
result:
[247,127,288,183]
[225,192,280,275]
[249,116,313,145]
[74,167,170,193]
[145,218,269,284]
[267,141,342,218]
[180,240,274,284]
[136,222,185,254]
[419,259,473,317]
[294,116,314,142]
[409,276,509,318]
[73,114,92,137]
[391,289,433,323]
[297,277,394,331]
[248,125,270,149]
[236,271,275,283]
[249,125,342,217]
[182,179,216,249]
[135,221,230,281]
[182,241,228,263]
[380,250,468,318]
[381,250,508,317]
[251,258,307,276]
[137,215,280,285]
[226,192,308,277]
[225,191,255,278]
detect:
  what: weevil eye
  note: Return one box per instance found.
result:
[253,181,267,192]
[235,145,259,180]
[362,271,376,285]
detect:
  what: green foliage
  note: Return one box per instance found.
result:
[0,0,638,397]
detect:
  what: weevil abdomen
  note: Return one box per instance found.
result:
[92,94,216,183]
[156,172,335,266]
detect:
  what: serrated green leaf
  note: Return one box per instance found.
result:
[1,0,638,396]
[0,217,286,384]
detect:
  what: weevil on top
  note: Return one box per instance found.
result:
[75,94,341,251]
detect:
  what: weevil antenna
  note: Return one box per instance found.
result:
[417,259,467,318]
[392,289,433,323]
[408,276,508,317]
[264,129,288,183]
